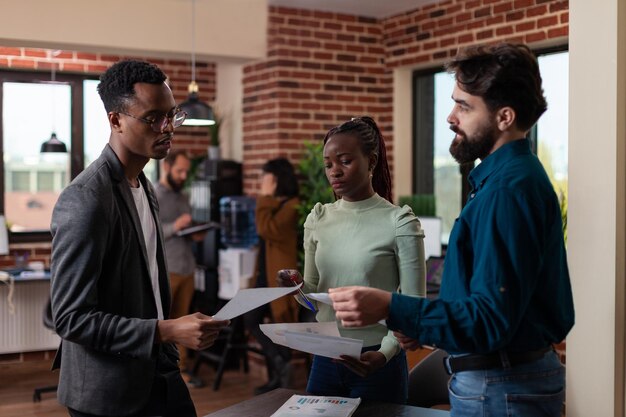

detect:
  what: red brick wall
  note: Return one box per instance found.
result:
[242,0,568,194]
[0,47,217,267]
[242,7,393,193]
[384,0,568,68]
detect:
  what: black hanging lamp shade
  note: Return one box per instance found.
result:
[40,132,67,153]
[180,81,215,126]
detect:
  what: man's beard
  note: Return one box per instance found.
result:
[449,121,499,164]
[167,173,185,192]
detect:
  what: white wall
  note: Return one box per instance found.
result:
[0,0,267,62]
[215,62,244,162]
[392,67,413,202]
[567,0,626,415]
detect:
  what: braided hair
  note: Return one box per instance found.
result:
[323,116,392,202]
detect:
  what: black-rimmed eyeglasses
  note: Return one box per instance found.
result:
[119,109,187,133]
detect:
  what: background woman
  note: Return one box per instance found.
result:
[279,116,426,404]
[244,158,300,395]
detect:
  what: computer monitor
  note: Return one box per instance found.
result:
[419,216,442,260]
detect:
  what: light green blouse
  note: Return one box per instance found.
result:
[303,193,426,361]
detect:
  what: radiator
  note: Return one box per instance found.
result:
[0,279,59,354]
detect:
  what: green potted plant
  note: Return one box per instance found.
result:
[296,141,334,267]
[398,194,437,217]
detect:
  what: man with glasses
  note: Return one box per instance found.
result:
[49,59,228,417]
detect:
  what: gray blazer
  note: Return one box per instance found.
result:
[50,144,176,415]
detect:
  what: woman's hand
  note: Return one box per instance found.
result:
[393,331,422,351]
[276,269,301,286]
[276,269,302,295]
[335,351,386,377]
[260,173,277,196]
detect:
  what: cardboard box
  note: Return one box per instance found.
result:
[217,247,258,299]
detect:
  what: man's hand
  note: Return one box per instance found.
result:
[393,331,422,351]
[156,313,229,351]
[336,351,386,377]
[190,230,207,242]
[174,213,192,232]
[328,286,391,327]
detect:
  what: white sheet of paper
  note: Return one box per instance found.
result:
[308,292,387,326]
[308,292,332,305]
[284,331,363,359]
[212,284,302,320]
[260,321,340,346]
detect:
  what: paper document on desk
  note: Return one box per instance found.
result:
[212,284,301,320]
[271,394,361,417]
[308,292,387,326]
[260,321,340,346]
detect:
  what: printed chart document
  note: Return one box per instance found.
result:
[212,284,302,320]
[271,394,361,417]
[260,321,363,359]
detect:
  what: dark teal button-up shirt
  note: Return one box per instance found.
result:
[388,139,575,354]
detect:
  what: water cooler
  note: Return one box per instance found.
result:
[217,196,259,299]
[190,159,242,314]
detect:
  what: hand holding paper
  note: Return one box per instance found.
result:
[308,292,387,326]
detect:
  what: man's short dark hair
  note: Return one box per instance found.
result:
[97,59,167,113]
[164,149,189,166]
[445,43,547,131]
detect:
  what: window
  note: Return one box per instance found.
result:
[412,48,569,246]
[1,71,158,240]
[535,51,569,219]
[3,80,72,232]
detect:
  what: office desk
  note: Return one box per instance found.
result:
[0,272,59,354]
[204,388,450,417]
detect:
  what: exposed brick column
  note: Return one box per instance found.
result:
[242,7,393,194]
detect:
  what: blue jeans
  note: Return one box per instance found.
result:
[448,350,565,417]
[306,345,408,404]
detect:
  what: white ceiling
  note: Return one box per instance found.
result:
[267,0,440,18]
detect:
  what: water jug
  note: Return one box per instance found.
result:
[219,196,258,248]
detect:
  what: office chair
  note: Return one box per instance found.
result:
[33,298,58,402]
[407,348,450,409]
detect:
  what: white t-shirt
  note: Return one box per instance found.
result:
[130,181,163,320]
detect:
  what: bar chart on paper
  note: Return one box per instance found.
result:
[271,394,361,417]
[297,397,349,405]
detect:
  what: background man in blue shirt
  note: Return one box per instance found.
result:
[329,43,574,417]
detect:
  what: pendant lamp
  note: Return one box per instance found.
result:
[41,56,68,153]
[180,0,215,126]
[40,132,67,153]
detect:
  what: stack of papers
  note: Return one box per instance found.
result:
[271,395,361,417]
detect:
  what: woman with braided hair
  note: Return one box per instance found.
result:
[277,116,426,403]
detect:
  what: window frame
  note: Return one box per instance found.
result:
[0,69,98,243]
[411,44,569,209]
